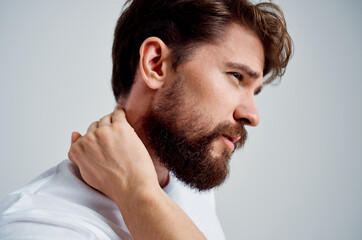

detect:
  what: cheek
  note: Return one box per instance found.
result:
[194,86,235,126]
[184,67,217,99]
[182,66,238,123]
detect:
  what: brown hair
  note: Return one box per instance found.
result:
[112,0,293,100]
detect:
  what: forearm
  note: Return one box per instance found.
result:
[116,185,206,240]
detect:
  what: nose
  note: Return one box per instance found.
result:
[233,95,260,127]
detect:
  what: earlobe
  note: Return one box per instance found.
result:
[139,37,170,90]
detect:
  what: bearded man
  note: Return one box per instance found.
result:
[0,0,292,239]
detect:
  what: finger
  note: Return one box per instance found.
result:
[71,131,82,145]
[99,114,112,126]
[68,151,73,162]
[87,121,99,133]
[69,131,82,165]
[68,151,78,167]
[114,104,121,111]
[111,109,126,123]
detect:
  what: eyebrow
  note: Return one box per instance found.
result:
[225,62,261,79]
[254,86,263,96]
[225,61,263,95]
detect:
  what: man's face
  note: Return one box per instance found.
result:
[144,23,264,191]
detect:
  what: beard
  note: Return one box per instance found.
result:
[143,77,248,191]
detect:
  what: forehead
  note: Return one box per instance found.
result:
[195,22,265,77]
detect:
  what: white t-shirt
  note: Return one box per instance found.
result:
[0,160,225,239]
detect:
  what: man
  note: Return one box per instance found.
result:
[0,0,292,239]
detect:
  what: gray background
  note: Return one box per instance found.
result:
[1,0,361,239]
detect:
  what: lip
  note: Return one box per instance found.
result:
[229,135,241,143]
[221,135,235,151]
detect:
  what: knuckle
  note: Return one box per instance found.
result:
[114,110,125,120]
[99,116,107,122]
[112,122,126,133]
[95,126,111,140]
[69,145,80,160]
[67,152,72,160]
[82,133,95,147]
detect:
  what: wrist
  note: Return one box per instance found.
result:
[114,176,163,213]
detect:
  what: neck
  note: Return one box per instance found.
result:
[120,78,170,188]
[122,104,170,188]
[152,156,170,188]
[135,136,169,188]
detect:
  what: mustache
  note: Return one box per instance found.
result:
[206,121,248,150]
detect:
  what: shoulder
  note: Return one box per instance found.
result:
[0,160,131,239]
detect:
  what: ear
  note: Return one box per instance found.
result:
[139,37,171,90]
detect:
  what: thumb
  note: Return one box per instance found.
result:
[71,131,82,145]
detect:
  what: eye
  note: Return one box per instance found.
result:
[228,72,244,82]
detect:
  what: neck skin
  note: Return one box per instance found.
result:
[117,76,170,188]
